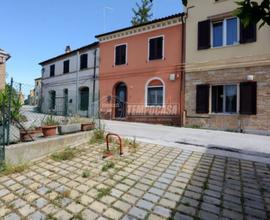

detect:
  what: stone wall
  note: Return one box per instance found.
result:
[0,63,6,90]
[185,65,270,135]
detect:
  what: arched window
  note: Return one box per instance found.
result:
[79,87,89,111]
[49,90,56,110]
[146,78,164,107]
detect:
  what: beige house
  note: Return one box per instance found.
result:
[185,0,270,135]
[0,49,10,90]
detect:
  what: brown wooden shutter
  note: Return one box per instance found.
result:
[240,22,257,44]
[240,82,257,115]
[196,84,210,114]
[198,20,211,50]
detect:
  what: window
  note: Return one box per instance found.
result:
[211,85,237,113]
[49,90,56,110]
[198,18,256,50]
[63,60,69,74]
[79,87,89,111]
[226,18,238,45]
[149,36,163,60]
[213,22,223,47]
[115,44,127,65]
[146,79,164,107]
[80,54,88,70]
[212,17,239,48]
[50,65,55,77]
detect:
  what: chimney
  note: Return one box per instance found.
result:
[65,45,71,53]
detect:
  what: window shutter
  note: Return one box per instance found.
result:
[149,39,156,60]
[115,46,121,65]
[198,20,211,50]
[240,82,257,115]
[240,22,257,44]
[196,84,210,114]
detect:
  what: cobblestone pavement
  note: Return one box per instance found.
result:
[0,142,270,220]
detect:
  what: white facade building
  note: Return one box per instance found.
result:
[39,42,99,117]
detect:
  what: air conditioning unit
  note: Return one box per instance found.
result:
[169,73,176,81]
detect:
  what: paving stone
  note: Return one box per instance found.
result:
[81,209,99,220]
[54,210,73,220]
[148,213,166,220]
[159,198,177,209]
[104,208,123,219]
[143,193,160,203]
[4,213,21,220]
[28,211,45,220]
[122,193,139,205]
[129,207,147,219]
[153,205,172,218]
[176,204,196,216]
[136,199,154,210]
[0,188,10,197]
[80,195,94,205]
[222,209,244,220]
[199,210,219,220]
[18,204,35,217]
[90,201,107,213]
[113,200,131,212]
[201,202,220,215]
[174,212,194,220]
[34,197,48,208]
[66,202,84,213]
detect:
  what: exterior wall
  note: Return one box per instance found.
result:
[186,0,270,66]
[0,63,5,90]
[185,65,270,135]
[185,0,270,134]
[99,24,183,125]
[41,48,99,117]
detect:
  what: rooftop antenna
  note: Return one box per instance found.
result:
[103,6,113,32]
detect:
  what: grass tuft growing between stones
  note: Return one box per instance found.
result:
[97,187,111,199]
[0,162,29,175]
[89,128,105,144]
[101,161,115,172]
[50,148,77,161]
[45,214,57,220]
[82,170,90,178]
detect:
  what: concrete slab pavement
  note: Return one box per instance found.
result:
[102,120,270,164]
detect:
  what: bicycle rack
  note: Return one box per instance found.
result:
[103,133,124,159]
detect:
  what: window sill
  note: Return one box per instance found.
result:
[145,105,164,108]
[211,43,240,50]
[147,57,165,62]
[209,113,238,116]
[113,63,128,67]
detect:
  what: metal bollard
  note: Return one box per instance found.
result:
[103,133,124,159]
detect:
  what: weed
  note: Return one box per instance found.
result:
[89,127,105,144]
[102,161,115,172]
[70,213,83,220]
[0,162,28,175]
[82,170,90,178]
[203,181,208,190]
[45,214,57,220]
[185,124,201,129]
[50,148,77,161]
[125,137,139,152]
[97,187,111,199]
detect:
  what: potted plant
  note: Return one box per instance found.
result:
[80,118,95,131]
[41,115,59,137]
[19,120,43,142]
[58,117,81,135]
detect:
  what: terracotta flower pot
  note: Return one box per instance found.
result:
[81,123,95,131]
[42,126,57,137]
[20,130,36,142]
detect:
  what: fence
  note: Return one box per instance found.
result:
[0,78,100,163]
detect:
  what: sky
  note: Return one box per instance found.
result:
[1,0,183,94]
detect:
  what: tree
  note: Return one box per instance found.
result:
[150,0,270,27]
[131,0,153,26]
[235,0,270,27]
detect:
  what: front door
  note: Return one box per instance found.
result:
[115,83,127,118]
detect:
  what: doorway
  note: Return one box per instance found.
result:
[115,82,127,118]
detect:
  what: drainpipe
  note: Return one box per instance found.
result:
[180,13,186,127]
[92,48,97,117]
[75,51,79,114]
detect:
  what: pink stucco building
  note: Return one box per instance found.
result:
[96,13,185,125]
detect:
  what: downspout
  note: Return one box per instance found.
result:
[180,13,187,127]
[75,51,79,114]
[92,48,97,117]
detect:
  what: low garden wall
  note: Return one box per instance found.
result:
[5,131,93,165]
